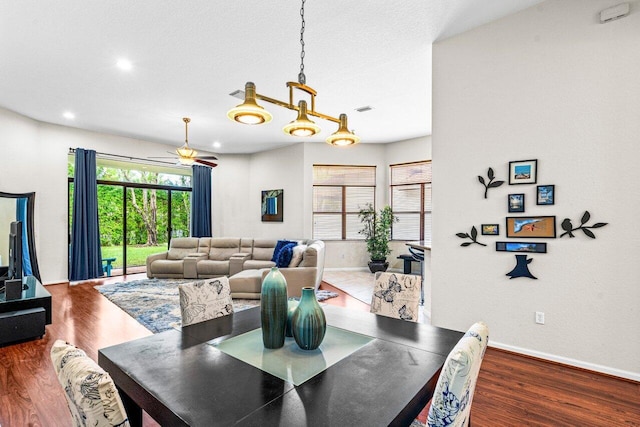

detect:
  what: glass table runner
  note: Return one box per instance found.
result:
[211,326,374,386]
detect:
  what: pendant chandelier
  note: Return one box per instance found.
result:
[227,0,360,147]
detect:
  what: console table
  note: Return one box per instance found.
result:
[0,276,51,345]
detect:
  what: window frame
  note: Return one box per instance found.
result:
[390,160,432,242]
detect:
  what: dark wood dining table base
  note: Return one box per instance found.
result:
[99,305,462,426]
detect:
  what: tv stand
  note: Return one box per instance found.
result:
[0,276,51,346]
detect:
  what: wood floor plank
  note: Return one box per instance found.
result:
[0,274,638,426]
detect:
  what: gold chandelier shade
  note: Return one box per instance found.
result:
[227,82,273,125]
[325,114,360,146]
[282,100,321,137]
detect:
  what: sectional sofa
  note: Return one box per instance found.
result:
[146,237,325,299]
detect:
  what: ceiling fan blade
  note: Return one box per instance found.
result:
[194,159,218,168]
[196,155,218,160]
[148,156,179,159]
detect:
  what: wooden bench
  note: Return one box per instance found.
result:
[397,254,420,275]
[102,258,116,277]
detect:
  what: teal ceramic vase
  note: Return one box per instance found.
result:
[292,287,326,350]
[285,299,299,337]
[261,267,288,349]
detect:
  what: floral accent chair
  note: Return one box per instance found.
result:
[370,272,422,322]
[426,321,490,427]
[178,277,234,326]
[50,340,130,427]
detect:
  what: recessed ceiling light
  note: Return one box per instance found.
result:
[116,58,133,71]
[63,111,75,120]
[213,141,221,149]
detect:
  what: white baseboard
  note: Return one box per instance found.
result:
[323,267,404,273]
[490,341,640,382]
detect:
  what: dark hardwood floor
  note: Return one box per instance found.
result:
[1,274,638,426]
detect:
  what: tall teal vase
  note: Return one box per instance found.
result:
[260,267,288,349]
[292,287,326,350]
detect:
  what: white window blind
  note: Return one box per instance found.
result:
[313,165,376,240]
[390,161,432,242]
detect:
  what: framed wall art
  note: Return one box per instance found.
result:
[506,216,556,238]
[508,159,537,185]
[537,185,555,205]
[481,224,500,235]
[496,241,547,253]
[261,189,283,222]
[508,194,525,213]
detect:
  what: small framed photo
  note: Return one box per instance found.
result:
[496,241,547,253]
[481,224,500,235]
[506,216,556,238]
[508,194,525,213]
[509,159,537,185]
[536,185,555,205]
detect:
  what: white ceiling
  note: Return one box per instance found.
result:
[0,0,543,154]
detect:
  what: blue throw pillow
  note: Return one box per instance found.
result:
[276,243,297,268]
[272,239,297,262]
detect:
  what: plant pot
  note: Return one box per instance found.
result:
[368,259,389,274]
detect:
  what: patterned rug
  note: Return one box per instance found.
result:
[95,278,338,333]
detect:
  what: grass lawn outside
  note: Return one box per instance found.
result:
[101,244,168,269]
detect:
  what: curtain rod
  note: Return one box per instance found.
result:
[68,148,181,167]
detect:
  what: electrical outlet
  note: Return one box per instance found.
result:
[535,311,545,325]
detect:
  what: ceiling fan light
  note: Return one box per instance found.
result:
[178,157,195,166]
[176,144,198,158]
[283,100,320,137]
[326,114,360,146]
[227,82,272,125]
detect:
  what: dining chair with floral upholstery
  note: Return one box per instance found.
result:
[178,277,234,326]
[370,271,422,322]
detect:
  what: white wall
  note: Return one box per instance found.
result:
[432,0,640,380]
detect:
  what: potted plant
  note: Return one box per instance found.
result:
[358,204,398,273]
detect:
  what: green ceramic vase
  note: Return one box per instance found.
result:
[260,267,288,349]
[285,299,299,338]
[292,287,326,350]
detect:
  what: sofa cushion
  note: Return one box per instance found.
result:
[272,239,297,262]
[243,259,276,270]
[167,237,199,260]
[288,244,307,268]
[151,259,185,274]
[196,260,230,276]
[299,243,319,267]
[208,238,241,261]
[276,243,297,268]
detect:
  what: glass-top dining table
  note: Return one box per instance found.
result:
[98,305,462,426]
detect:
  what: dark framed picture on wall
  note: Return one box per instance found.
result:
[506,216,556,238]
[261,189,283,222]
[481,224,499,235]
[508,194,525,213]
[537,185,555,205]
[496,241,547,253]
[508,159,537,185]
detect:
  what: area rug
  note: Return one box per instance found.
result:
[95,278,338,333]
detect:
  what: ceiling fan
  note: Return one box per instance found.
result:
[150,117,218,167]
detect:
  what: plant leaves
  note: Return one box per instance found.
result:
[488,168,494,180]
[456,233,469,238]
[478,176,485,185]
[460,242,471,247]
[581,211,590,225]
[488,180,504,188]
[561,218,572,231]
[471,226,478,240]
[591,222,608,228]
[582,228,596,239]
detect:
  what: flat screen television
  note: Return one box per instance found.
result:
[8,220,22,280]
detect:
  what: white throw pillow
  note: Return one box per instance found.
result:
[288,244,307,268]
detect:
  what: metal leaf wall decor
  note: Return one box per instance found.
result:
[456,226,487,247]
[559,211,608,239]
[478,167,504,199]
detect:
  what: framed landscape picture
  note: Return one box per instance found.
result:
[509,159,537,185]
[506,216,556,238]
[496,241,547,253]
[261,189,283,222]
[481,224,499,235]
[508,194,525,213]
[537,185,555,205]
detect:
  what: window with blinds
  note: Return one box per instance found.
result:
[390,161,432,242]
[313,165,376,240]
